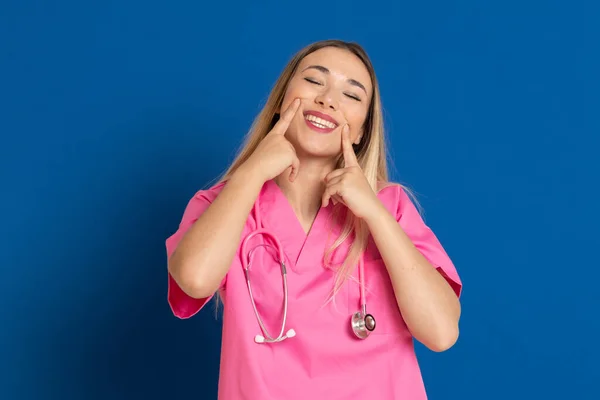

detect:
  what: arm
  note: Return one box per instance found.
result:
[321,127,461,351]
[168,99,302,301]
[168,167,264,299]
[364,201,461,352]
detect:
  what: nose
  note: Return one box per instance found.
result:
[314,90,338,111]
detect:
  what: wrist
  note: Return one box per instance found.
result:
[362,198,390,227]
[230,163,266,191]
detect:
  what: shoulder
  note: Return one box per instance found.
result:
[376,181,403,203]
[176,180,229,220]
[190,180,228,203]
[376,181,420,219]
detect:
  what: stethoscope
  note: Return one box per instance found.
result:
[241,199,376,344]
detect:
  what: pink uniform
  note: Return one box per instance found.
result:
[166,179,462,399]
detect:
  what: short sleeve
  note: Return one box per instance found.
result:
[394,186,463,298]
[165,185,227,319]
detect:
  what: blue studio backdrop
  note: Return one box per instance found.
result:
[1,1,598,399]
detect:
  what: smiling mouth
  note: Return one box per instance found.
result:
[304,114,338,130]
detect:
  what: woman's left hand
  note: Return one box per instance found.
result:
[322,124,382,220]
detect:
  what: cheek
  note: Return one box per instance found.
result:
[345,106,369,138]
[280,95,302,116]
[282,80,322,108]
[281,81,306,105]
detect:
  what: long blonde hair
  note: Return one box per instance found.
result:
[217,39,411,302]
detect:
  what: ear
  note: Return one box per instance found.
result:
[273,102,282,120]
[353,129,363,145]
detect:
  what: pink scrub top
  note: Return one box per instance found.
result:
[166,179,462,400]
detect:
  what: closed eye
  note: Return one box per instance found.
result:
[304,77,361,101]
[345,93,361,102]
[304,77,322,85]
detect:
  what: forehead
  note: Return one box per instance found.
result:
[297,47,373,92]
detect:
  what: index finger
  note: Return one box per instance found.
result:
[270,99,301,135]
[342,124,359,167]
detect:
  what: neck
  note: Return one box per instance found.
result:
[274,157,338,222]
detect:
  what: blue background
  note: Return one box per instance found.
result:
[1,0,598,399]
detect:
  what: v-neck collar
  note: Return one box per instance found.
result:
[258,179,332,273]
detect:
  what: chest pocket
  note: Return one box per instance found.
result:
[347,258,409,336]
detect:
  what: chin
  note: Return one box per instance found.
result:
[296,140,339,160]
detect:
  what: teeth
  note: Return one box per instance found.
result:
[305,114,337,129]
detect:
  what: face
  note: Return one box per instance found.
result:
[279,46,373,160]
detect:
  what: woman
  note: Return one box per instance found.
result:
[166,39,462,399]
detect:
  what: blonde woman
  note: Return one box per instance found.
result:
[166,39,462,399]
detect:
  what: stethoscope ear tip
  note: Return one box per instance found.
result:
[254,329,295,344]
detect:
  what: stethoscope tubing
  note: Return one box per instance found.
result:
[242,194,372,342]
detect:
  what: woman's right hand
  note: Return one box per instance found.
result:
[241,98,301,183]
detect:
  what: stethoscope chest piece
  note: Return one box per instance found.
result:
[351,310,376,339]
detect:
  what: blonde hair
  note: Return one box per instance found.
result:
[217,39,415,304]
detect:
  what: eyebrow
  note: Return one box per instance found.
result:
[302,65,368,94]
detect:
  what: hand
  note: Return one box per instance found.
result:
[322,124,381,220]
[242,99,301,183]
